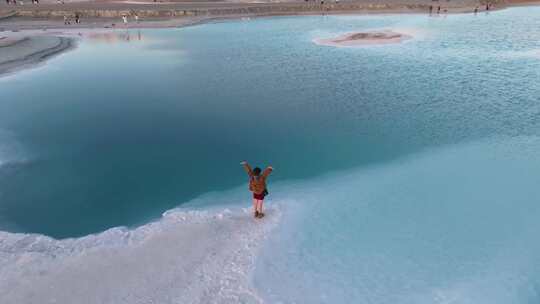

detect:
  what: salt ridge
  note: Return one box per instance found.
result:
[0,204,282,304]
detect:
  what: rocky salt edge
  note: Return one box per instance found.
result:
[314,30,412,47]
[0,35,76,76]
[0,205,282,304]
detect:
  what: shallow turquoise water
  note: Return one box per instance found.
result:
[256,137,540,303]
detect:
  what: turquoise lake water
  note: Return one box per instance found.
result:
[1,7,540,303]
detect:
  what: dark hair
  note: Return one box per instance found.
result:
[253,167,262,176]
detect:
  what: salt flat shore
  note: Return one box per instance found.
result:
[0,35,74,75]
[0,206,281,303]
[0,0,538,75]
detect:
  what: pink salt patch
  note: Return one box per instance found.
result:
[314,30,412,47]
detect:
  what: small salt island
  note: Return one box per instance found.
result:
[314,30,412,47]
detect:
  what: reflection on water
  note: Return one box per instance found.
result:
[85,30,143,43]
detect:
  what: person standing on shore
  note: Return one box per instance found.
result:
[122,15,128,27]
[241,161,273,219]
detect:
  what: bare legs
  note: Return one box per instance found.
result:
[256,200,264,215]
[252,199,264,218]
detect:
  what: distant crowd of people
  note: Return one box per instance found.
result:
[429,5,451,15]
[4,0,70,4]
[428,1,493,15]
[297,0,494,14]
[4,0,43,5]
[303,0,341,7]
[117,13,140,27]
[103,13,140,28]
[63,13,80,25]
[4,0,72,4]
[61,12,140,27]
[4,0,74,5]
[477,2,493,12]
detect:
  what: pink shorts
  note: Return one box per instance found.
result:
[253,193,265,200]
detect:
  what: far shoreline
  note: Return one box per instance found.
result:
[3,0,539,32]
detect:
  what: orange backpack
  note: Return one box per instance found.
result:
[249,175,266,194]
